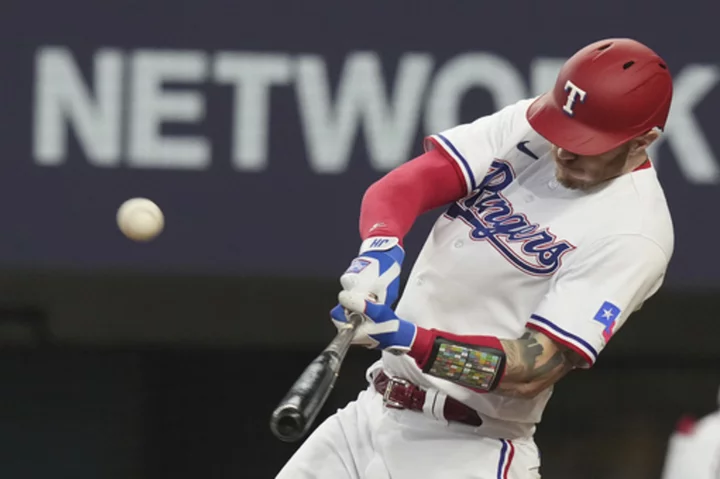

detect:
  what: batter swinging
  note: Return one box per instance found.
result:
[277,37,675,479]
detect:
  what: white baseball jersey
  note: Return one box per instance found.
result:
[375,97,674,436]
[661,389,720,479]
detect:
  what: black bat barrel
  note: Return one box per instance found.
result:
[269,350,341,442]
[269,312,363,442]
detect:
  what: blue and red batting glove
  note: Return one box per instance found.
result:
[339,236,404,306]
[332,291,417,354]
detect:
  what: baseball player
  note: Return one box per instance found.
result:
[277,37,674,478]
[661,387,720,479]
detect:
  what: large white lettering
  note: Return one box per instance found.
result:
[296,52,432,173]
[424,52,526,134]
[128,50,210,170]
[33,47,123,166]
[648,65,720,183]
[529,58,565,96]
[31,46,720,185]
[214,53,292,172]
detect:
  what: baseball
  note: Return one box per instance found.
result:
[116,197,164,242]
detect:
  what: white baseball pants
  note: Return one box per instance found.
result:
[275,386,542,479]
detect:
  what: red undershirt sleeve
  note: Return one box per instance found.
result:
[358,148,467,245]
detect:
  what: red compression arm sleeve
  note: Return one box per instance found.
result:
[359,148,466,244]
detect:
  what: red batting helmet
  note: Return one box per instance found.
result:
[526,38,673,156]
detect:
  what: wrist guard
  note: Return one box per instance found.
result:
[422,336,506,392]
[359,236,401,254]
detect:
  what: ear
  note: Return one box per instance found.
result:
[630,129,660,155]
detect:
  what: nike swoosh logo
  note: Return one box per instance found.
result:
[517,141,539,160]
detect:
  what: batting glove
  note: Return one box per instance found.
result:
[332,291,417,354]
[339,236,405,306]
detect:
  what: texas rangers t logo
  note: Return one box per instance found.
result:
[562,80,587,116]
[444,160,574,276]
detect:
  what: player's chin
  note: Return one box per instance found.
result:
[555,167,593,191]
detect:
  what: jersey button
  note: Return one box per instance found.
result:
[525,194,534,203]
[547,179,559,190]
[453,240,464,248]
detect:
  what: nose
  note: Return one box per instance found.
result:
[556,147,577,161]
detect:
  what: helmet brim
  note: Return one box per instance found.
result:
[526,93,635,156]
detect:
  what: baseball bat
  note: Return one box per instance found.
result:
[269,311,364,443]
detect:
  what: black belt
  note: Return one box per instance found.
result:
[372,370,483,427]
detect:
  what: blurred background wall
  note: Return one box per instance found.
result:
[0,0,719,477]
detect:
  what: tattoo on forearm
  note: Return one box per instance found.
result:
[497,331,579,397]
[503,332,564,380]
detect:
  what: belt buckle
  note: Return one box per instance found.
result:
[383,376,411,409]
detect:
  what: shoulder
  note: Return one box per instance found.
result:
[589,166,674,259]
[569,232,670,273]
[422,97,543,189]
[625,167,674,258]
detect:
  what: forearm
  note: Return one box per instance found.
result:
[408,327,580,399]
[496,333,577,397]
[359,149,466,242]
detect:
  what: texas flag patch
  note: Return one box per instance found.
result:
[593,301,621,342]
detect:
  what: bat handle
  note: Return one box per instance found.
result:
[326,311,364,356]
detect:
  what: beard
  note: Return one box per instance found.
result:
[554,144,632,191]
[555,166,593,190]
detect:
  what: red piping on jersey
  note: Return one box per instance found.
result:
[359,148,466,244]
[526,322,595,366]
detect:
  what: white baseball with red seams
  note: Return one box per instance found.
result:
[116,197,164,242]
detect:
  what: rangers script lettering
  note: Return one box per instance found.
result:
[445,160,574,276]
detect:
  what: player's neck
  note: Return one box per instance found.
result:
[623,151,650,174]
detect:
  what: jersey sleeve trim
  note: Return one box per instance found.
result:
[526,314,598,366]
[425,134,477,193]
